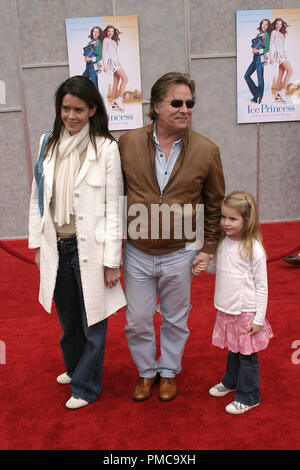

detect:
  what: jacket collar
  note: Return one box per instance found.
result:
[74,139,96,187]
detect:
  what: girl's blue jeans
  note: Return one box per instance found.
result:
[82,62,98,90]
[244,54,264,101]
[222,351,260,406]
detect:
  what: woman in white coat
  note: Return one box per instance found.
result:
[29,76,126,409]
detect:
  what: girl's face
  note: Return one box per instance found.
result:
[275,20,282,31]
[107,27,114,38]
[61,93,96,136]
[221,204,244,240]
[92,28,101,39]
[261,20,269,31]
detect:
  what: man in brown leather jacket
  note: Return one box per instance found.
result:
[118,72,225,402]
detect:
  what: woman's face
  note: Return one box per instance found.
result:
[275,20,282,31]
[107,27,114,38]
[92,28,101,39]
[61,93,96,136]
[261,20,269,31]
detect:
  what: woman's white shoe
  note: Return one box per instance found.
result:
[56,372,71,384]
[65,396,90,409]
[209,382,235,397]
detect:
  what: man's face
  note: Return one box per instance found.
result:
[154,84,194,134]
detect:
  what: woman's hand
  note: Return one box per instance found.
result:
[35,248,40,270]
[247,323,263,335]
[104,267,121,288]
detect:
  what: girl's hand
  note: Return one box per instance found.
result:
[104,267,121,288]
[247,323,263,335]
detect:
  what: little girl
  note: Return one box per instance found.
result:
[193,191,273,414]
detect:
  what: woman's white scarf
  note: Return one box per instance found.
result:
[54,122,90,227]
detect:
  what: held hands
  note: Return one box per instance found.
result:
[192,252,212,276]
[247,323,263,335]
[104,267,121,288]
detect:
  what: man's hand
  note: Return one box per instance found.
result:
[192,252,212,276]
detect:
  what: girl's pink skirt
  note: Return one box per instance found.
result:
[212,310,274,355]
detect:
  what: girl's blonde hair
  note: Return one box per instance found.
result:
[220,191,266,261]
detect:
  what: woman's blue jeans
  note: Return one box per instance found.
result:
[54,237,108,402]
[244,54,264,101]
[222,351,260,406]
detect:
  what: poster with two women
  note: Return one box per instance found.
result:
[237,9,300,123]
[65,15,143,131]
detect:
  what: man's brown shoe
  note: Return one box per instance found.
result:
[158,377,177,401]
[132,375,159,401]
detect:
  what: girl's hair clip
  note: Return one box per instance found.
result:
[244,195,251,209]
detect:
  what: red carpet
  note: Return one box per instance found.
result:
[0,221,299,451]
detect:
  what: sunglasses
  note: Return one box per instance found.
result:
[163,99,195,109]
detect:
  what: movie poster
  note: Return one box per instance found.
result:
[236,9,300,123]
[65,15,143,131]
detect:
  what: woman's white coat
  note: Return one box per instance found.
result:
[29,134,126,326]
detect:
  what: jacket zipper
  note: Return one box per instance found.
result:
[148,137,186,249]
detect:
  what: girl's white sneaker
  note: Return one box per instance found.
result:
[209,382,235,397]
[225,400,260,414]
[56,372,71,384]
[65,396,89,409]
